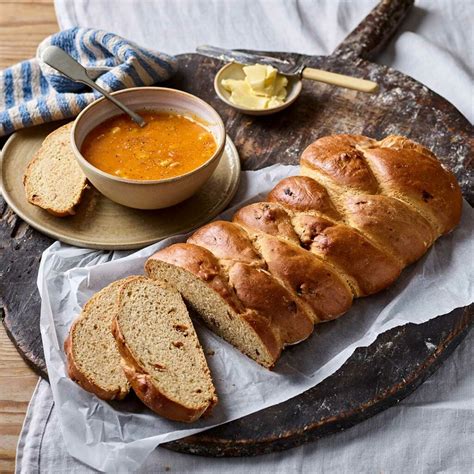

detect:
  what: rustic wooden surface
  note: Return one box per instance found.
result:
[0,328,38,472]
[0,0,472,464]
[0,0,57,70]
[0,1,57,471]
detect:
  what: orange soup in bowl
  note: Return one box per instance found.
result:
[81,110,217,181]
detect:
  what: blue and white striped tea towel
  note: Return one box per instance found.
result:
[0,27,177,137]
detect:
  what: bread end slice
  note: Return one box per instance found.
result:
[65,278,134,401]
[64,333,129,400]
[23,122,88,216]
[112,276,217,423]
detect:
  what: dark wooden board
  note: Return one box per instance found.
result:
[0,0,472,456]
[168,307,472,456]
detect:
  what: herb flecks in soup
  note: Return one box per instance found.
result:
[81,111,217,180]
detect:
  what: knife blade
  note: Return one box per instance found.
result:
[197,45,379,93]
[196,45,301,76]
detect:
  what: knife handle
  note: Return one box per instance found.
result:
[302,67,378,93]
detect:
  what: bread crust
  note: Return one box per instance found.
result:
[188,220,264,265]
[301,134,462,234]
[234,202,300,244]
[188,221,315,343]
[268,176,340,219]
[148,243,245,312]
[112,277,217,423]
[292,213,403,296]
[300,134,378,193]
[228,262,313,344]
[362,145,462,234]
[253,233,353,321]
[343,194,437,265]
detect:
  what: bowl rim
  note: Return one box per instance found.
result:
[214,62,302,114]
[71,86,226,185]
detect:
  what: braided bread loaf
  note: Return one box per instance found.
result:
[146,135,462,368]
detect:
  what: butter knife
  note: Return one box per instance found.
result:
[197,45,378,93]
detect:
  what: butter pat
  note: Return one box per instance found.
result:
[222,64,288,109]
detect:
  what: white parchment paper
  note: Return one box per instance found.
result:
[38,165,474,472]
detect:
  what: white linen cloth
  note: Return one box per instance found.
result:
[16,0,474,472]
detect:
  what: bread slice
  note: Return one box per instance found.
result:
[23,122,87,216]
[145,244,282,368]
[64,278,134,400]
[112,276,217,423]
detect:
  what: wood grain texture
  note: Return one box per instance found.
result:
[0,1,57,70]
[0,1,57,471]
[0,326,39,473]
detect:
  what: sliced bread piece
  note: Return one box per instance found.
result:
[145,244,282,368]
[23,122,87,216]
[112,276,217,423]
[64,277,134,400]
